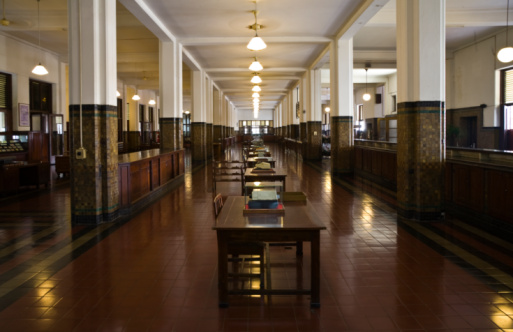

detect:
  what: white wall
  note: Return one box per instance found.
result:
[448,33,507,127]
[237,109,273,121]
[0,34,64,131]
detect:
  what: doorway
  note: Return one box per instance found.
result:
[460,116,478,148]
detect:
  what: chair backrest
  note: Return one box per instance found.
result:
[213,193,224,217]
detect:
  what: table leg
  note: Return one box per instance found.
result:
[217,232,229,307]
[310,231,321,308]
[296,241,303,255]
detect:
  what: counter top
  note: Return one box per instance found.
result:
[118,149,182,164]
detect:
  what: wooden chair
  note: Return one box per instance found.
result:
[213,194,266,287]
[212,160,245,197]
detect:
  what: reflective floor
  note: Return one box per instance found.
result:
[0,144,512,331]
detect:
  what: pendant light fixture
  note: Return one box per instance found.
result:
[32,0,48,75]
[252,92,260,98]
[249,57,264,71]
[251,73,262,84]
[149,99,156,105]
[498,0,513,63]
[132,88,140,101]
[247,1,267,51]
[362,67,371,101]
[252,85,261,92]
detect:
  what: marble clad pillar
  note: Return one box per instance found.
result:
[191,122,207,162]
[306,121,322,160]
[331,116,353,174]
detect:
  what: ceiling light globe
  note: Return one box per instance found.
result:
[32,63,48,75]
[362,93,371,101]
[132,94,141,101]
[247,36,267,51]
[149,99,156,105]
[251,75,262,84]
[498,46,513,63]
[325,107,330,113]
[252,92,260,98]
[252,85,261,92]
[249,60,263,71]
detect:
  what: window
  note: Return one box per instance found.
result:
[504,68,513,105]
[0,72,12,134]
[139,104,145,131]
[117,98,123,142]
[29,79,52,112]
[183,113,191,138]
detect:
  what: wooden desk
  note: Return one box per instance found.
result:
[247,151,271,158]
[244,167,286,191]
[246,157,276,168]
[213,196,326,308]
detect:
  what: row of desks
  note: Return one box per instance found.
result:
[214,145,326,308]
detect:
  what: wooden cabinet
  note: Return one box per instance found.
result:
[0,162,49,194]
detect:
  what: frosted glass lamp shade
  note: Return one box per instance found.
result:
[498,46,513,63]
[252,85,261,92]
[32,63,48,75]
[363,93,371,101]
[251,74,262,84]
[249,60,263,71]
[132,94,141,101]
[247,36,267,51]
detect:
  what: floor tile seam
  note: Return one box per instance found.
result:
[449,219,513,253]
[0,212,68,217]
[0,227,64,260]
[423,223,513,276]
[0,223,116,299]
[0,222,133,313]
[432,224,513,270]
[304,161,398,215]
[400,219,513,293]
[303,160,513,291]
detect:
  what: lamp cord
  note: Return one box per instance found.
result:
[78,0,83,149]
[507,0,510,45]
[254,2,259,36]
[37,0,41,59]
[365,68,368,94]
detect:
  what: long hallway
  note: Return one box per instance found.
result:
[0,145,512,331]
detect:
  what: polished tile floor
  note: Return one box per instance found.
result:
[0,144,512,331]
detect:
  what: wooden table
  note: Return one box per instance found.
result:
[244,167,287,191]
[213,196,326,308]
[247,151,271,158]
[246,157,276,168]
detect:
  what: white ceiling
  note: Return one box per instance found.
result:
[0,0,509,112]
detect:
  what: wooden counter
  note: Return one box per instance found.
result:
[118,149,184,209]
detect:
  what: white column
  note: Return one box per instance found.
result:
[68,0,117,106]
[192,70,206,122]
[311,69,323,122]
[330,38,353,118]
[302,73,310,123]
[159,40,182,118]
[397,0,445,103]
[213,90,221,126]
